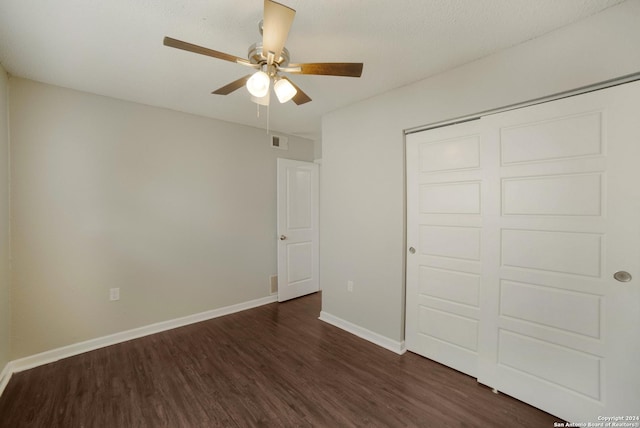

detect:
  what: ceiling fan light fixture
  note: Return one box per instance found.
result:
[251,91,270,106]
[274,77,297,103]
[163,0,363,108]
[246,70,270,98]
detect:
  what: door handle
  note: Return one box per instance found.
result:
[409,247,416,254]
[280,235,287,241]
[613,271,632,282]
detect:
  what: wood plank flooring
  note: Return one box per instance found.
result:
[0,293,562,427]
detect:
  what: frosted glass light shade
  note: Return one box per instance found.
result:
[274,78,297,103]
[251,91,270,106]
[246,71,270,98]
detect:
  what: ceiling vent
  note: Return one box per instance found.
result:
[270,134,288,150]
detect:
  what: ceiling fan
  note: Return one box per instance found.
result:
[163,0,363,106]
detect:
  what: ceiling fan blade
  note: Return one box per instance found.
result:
[212,75,252,95]
[163,36,252,66]
[287,62,363,78]
[282,77,312,105]
[262,0,295,62]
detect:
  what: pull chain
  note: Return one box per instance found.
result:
[253,99,270,133]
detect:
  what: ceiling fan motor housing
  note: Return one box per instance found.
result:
[248,43,290,69]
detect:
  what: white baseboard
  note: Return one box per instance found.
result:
[0,361,13,397]
[8,295,278,376]
[319,311,406,355]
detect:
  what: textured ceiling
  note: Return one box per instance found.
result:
[0,0,627,140]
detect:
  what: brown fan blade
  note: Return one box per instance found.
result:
[288,62,363,78]
[262,0,295,62]
[282,77,312,105]
[163,36,251,66]
[212,75,252,95]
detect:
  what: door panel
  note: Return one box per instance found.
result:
[420,266,480,307]
[502,173,602,216]
[499,280,601,338]
[406,120,484,378]
[500,229,602,277]
[497,330,601,399]
[286,242,313,283]
[499,111,602,164]
[420,225,481,261]
[478,81,640,421]
[277,159,319,302]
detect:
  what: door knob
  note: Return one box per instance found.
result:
[280,235,287,241]
[613,271,632,282]
[409,247,416,254]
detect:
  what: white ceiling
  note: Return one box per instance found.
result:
[0,0,626,141]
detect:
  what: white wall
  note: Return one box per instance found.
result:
[320,0,640,343]
[9,78,313,358]
[0,65,11,368]
[313,139,322,161]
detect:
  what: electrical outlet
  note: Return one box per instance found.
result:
[109,288,120,301]
[347,280,354,292]
[270,275,278,294]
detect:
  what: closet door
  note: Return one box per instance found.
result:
[406,80,640,422]
[406,119,488,378]
[478,81,640,422]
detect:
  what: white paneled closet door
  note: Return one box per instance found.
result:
[406,80,640,422]
[406,119,487,378]
[477,82,640,422]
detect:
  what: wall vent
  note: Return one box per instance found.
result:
[270,134,288,150]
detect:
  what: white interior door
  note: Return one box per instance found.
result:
[477,81,640,422]
[406,120,485,378]
[406,80,640,422]
[277,159,319,302]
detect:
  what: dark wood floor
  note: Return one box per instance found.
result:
[0,292,561,427]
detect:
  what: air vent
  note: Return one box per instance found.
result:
[270,134,288,150]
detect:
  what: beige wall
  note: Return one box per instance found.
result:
[0,65,11,368]
[320,1,640,343]
[313,139,322,161]
[9,78,313,358]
